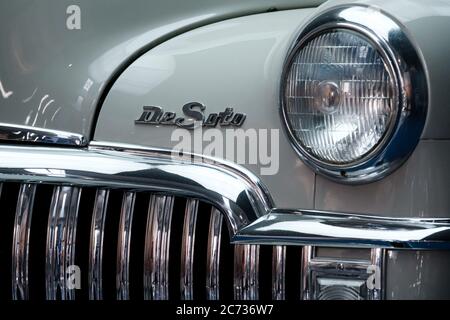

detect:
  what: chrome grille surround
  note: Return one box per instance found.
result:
[0,140,272,300]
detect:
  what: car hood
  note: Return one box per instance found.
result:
[0,0,323,137]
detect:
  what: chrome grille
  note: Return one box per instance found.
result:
[1,140,448,300]
[0,181,297,300]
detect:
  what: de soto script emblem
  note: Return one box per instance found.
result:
[135,102,246,129]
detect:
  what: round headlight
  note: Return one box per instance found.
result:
[281,5,427,183]
[284,29,397,165]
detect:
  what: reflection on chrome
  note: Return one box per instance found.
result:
[206,208,223,300]
[12,184,36,300]
[89,189,109,300]
[234,210,450,249]
[144,195,174,300]
[180,198,198,300]
[116,192,136,300]
[45,186,81,300]
[234,244,259,300]
[272,245,286,300]
[0,122,87,146]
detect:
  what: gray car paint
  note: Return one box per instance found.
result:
[386,250,450,299]
[0,0,323,136]
[315,140,450,217]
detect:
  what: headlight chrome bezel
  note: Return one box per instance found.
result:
[280,5,428,184]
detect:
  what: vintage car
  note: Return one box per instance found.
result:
[0,0,449,301]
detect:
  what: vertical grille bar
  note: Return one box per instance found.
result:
[88,189,109,300]
[12,184,36,300]
[369,248,385,300]
[116,191,136,300]
[45,186,81,300]
[301,245,313,300]
[234,244,260,300]
[206,208,223,300]
[180,198,198,300]
[144,195,174,300]
[272,245,286,300]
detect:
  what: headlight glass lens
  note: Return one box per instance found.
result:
[284,29,397,165]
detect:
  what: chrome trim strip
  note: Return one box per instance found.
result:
[234,209,450,250]
[45,186,81,300]
[0,122,87,147]
[144,195,174,300]
[89,189,109,300]
[116,191,136,300]
[12,183,36,300]
[0,142,272,235]
[206,208,223,300]
[180,198,198,300]
[234,244,259,300]
[272,245,285,300]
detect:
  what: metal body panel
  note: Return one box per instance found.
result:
[94,10,317,209]
[0,0,322,136]
[315,140,450,217]
[386,250,450,299]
